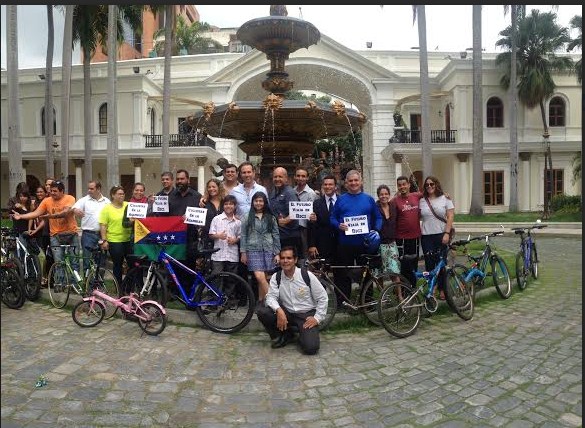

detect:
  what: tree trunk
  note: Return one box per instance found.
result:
[45,5,55,178]
[470,5,484,215]
[417,5,432,178]
[7,5,24,192]
[508,5,519,212]
[161,4,173,172]
[107,5,119,191]
[83,48,93,184]
[60,5,74,192]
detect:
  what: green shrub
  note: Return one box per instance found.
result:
[551,194,581,212]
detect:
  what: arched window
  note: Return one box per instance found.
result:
[99,103,107,134]
[41,106,57,136]
[486,97,504,128]
[150,108,156,135]
[549,96,566,127]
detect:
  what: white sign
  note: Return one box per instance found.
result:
[126,202,148,218]
[153,196,169,213]
[343,215,369,235]
[289,201,313,220]
[184,207,207,225]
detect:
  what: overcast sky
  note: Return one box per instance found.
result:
[1,5,581,70]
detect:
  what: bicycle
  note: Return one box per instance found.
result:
[450,229,512,300]
[126,241,255,334]
[1,247,25,309]
[47,245,120,318]
[72,289,167,336]
[306,253,407,329]
[378,245,473,338]
[511,223,547,290]
[0,228,41,301]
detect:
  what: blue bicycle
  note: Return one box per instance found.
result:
[511,223,547,291]
[124,241,255,334]
[378,245,473,338]
[450,229,512,300]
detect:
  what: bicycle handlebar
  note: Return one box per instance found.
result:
[510,224,548,233]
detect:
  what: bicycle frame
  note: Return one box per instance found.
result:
[157,249,224,308]
[520,234,533,270]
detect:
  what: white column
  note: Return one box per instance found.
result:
[131,158,144,183]
[21,161,28,182]
[392,153,403,187]
[197,157,207,195]
[73,159,84,199]
[520,152,531,212]
[456,154,469,213]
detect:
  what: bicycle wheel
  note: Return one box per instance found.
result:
[86,268,120,319]
[137,302,167,336]
[195,272,255,334]
[1,266,26,309]
[123,266,169,307]
[452,263,475,300]
[444,269,474,321]
[360,274,393,325]
[530,244,539,279]
[491,255,512,299]
[515,251,528,291]
[48,262,71,309]
[378,282,421,338]
[72,299,105,327]
[23,254,42,301]
[316,276,337,332]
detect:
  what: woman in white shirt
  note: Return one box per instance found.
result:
[419,176,455,298]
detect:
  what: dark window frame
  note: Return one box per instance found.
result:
[99,103,107,134]
[41,106,57,136]
[486,97,504,128]
[548,96,566,127]
[484,170,504,206]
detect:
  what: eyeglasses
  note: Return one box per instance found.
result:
[425,182,435,187]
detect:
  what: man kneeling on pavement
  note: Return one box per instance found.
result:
[256,246,328,355]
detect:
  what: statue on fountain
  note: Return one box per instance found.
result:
[270,5,288,16]
[209,158,230,178]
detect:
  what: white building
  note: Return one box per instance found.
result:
[1,34,581,212]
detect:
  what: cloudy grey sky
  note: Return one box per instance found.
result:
[1,5,581,70]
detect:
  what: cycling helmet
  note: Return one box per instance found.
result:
[363,230,381,254]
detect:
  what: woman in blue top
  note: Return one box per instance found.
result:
[240,192,280,306]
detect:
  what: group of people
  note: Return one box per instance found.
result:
[7,163,454,356]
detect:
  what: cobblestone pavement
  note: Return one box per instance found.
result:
[1,236,581,427]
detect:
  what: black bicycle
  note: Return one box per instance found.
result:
[510,223,547,290]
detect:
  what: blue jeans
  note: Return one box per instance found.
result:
[81,230,100,273]
[50,233,81,283]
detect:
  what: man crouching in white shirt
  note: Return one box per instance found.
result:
[257,246,328,355]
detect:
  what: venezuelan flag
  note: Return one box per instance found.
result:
[134,216,187,261]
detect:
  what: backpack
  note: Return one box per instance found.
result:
[275,266,311,289]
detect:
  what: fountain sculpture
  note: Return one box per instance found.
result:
[188,6,367,176]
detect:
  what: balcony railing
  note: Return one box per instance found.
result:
[390,129,457,144]
[143,133,216,149]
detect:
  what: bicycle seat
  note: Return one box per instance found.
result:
[358,253,380,261]
[514,229,524,235]
[400,254,420,262]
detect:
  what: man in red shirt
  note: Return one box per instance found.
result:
[393,175,422,287]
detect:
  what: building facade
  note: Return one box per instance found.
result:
[1,34,581,212]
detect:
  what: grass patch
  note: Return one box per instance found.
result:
[454,211,581,222]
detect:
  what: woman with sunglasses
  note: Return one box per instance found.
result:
[419,176,455,299]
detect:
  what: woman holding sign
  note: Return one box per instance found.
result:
[99,186,133,286]
[240,192,281,307]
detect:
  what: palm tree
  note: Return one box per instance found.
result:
[412,5,431,177]
[496,9,573,218]
[162,4,174,172]
[567,15,582,84]
[503,5,526,213]
[469,5,484,215]
[106,5,119,191]
[6,5,24,192]
[61,5,74,192]
[154,16,222,55]
[45,5,55,178]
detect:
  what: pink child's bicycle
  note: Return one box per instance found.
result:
[72,289,167,336]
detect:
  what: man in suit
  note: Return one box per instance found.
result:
[307,174,338,260]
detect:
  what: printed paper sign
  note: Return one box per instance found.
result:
[126,202,148,218]
[153,196,169,213]
[289,201,313,220]
[343,215,369,235]
[184,207,207,225]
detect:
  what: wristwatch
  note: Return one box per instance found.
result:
[98,239,107,245]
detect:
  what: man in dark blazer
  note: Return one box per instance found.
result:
[307,175,338,260]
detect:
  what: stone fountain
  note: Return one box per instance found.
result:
[188,6,367,174]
